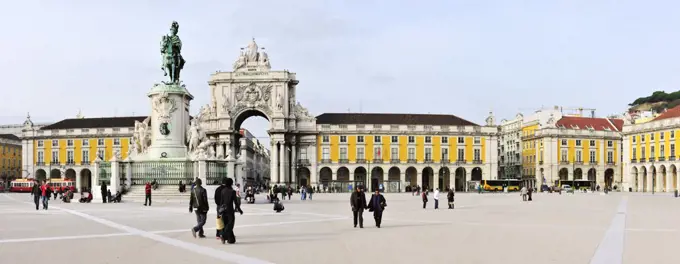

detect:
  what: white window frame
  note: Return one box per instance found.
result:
[576,150,582,162]
[357,136,364,143]
[82,139,89,146]
[97,139,104,146]
[52,140,59,146]
[607,151,613,163]
[408,147,415,160]
[589,140,595,147]
[473,148,481,161]
[339,147,347,160]
[357,147,365,160]
[98,149,105,160]
[425,147,432,160]
[37,140,44,147]
[37,151,44,163]
[474,137,480,144]
[441,147,449,160]
[391,136,398,143]
[322,147,330,159]
[113,138,121,146]
[561,149,568,161]
[457,148,465,161]
[561,140,567,146]
[425,136,432,143]
[458,137,465,144]
[632,147,637,159]
[441,136,448,144]
[607,141,613,147]
[391,147,398,160]
[82,150,90,163]
[589,150,596,163]
[67,139,74,147]
[374,136,381,143]
[374,147,381,159]
[51,150,59,163]
[300,148,308,160]
[576,140,582,146]
[67,150,74,163]
[322,136,330,143]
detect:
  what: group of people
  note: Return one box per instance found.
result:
[350,187,387,228]
[520,186,534,201]
[420,188,456,209]
[188,177,243,245]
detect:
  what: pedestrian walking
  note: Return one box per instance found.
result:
[433,188,440,209]
[144,182,152,206]
[521,186,528,201]
[368,189,386,228]
[40,180,51,210]
[218,178,243,244]
[447,189,455,209]
[31,182,41,210]
[100,182,107,203]
[189,178,209,239]
[422,190,428,209]
[528,187,533,201]
[214,178,227,239]
[350,186,367,228]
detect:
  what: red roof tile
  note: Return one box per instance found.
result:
[555,116,623,132]
[653,105,680,122]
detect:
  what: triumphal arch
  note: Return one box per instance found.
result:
[197,39,318,186]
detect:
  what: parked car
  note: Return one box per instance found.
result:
[562,185,574,194]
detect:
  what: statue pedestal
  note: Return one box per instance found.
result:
[143,82,194,160]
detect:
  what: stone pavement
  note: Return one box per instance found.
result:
[0,191,677,264]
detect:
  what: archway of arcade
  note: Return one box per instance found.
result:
[232,110,272,187]
[79,169,93,192]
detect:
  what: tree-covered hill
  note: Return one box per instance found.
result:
[629,91,680,112]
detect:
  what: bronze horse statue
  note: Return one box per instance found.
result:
[161,21,185,84]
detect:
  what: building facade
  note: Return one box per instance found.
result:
[235,128,271,185]
[0,134,21,182]
[21,116,143,190]
[315,113,499,192]
[623,106,680,193]
[526,116,623,190]
[498,113,523,179]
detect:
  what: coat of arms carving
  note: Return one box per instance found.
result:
[152,92,177,122]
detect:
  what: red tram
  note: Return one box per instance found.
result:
[10,179,75,192]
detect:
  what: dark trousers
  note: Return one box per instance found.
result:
[220,212,236,244]
[144,194,151,205]
[434,199,439,209]
[102,192,107,203]
[448,200,454,209]
[373,211,383,227]
[353,210,364,227]
[33,195,40,210]
[423,201,427,209]
[193,211,207,236]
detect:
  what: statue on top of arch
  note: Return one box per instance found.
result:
[233,38,270,71]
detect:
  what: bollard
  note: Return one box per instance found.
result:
[675,190,678,198]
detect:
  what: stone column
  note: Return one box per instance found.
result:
[349,171,355,181]
[75,163,83,192]
[271,141,279,184]
[433,169,440,190]
[110,159,120,195]
[466,170,472,192]
[400,171,406,191]
[197,159,208,183]
[310,145,318,185]
[416,172,422,190]
[291,143,297,184]
[125,162,132,189]
[92,160,101,202]
[279,142,286,184]
[332,170,337,181]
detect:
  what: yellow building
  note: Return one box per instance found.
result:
[521,121,540,184]
[0,134,21,182]
[315,113,498,192]
[21,116,145,190]
[623,106,680,193]
[527,116,623,190]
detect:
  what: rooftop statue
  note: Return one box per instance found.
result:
[161,21,186,83]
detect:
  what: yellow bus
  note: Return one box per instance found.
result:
[483,180,521,192]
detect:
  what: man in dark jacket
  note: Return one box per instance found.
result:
[447,189,455,209]
[31,183,41,210]
[100,182,107,203]
[189,178,209,238]
[219,178,243,244]
[214,178,227,239]
[349,186,367,228]
[368,189,386,228]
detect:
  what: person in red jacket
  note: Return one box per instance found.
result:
[40,180,51,210]
[144,182,152,206]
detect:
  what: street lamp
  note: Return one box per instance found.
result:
[652,160,655,195]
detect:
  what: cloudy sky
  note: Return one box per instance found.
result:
[2,0,680,144]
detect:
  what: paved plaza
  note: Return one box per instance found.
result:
[0,191,678,264]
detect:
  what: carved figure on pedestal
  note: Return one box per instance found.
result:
[233,49,247,70]
[222,93,231,116]
[186,119,204,154]
[246,38,259,62]
[226,147,233,159]
[134,117,151,154]
[160,21,186,84]
[259,48,270,68]
[113,150,122,160]
[276,92,283,110]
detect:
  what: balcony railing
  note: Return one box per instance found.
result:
[589,161,597,165]
[649,157,655,162]
[473,160,482,164]
[659,157,666,162]
[440,159,450,164]
[560,160,569,165]
[320,159,332,163]
[66,161,75,165]
[631,159,637,163]
[81,160,90,165]
[424,159,433,163]
[297,159,311,166]
[455,160,467,165]
[407,159,417,163]
[356,159,366,164]
[671,156,676,161]
[574,161,583,165]
[607,161,616,165]
[372,159,383,163]
[640,158,647,162]
[339,159,349,163]
[36,162,45,166]
[390,159,400,164]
